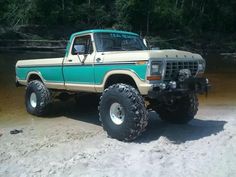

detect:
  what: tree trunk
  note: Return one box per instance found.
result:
[181,0,185,10]
[146,11,150,35]
[175,0,179,8]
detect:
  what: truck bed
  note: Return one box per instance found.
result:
[16,57,64,86]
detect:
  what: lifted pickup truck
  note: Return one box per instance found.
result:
[16,29,210,141]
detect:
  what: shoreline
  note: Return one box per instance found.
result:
[0,39,234,55]
[1,28,235,54]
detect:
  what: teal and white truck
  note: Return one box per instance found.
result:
[16,29,210,141]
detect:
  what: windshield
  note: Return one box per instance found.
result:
[94,33,148,52]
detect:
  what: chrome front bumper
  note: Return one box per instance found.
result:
[148,77,211,99]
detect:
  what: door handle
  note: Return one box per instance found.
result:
[96,58,101,62]
[68,59,72,62]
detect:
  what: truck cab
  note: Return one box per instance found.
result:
[63,30,151,94]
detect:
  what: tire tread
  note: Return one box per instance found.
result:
[98,84,148,141]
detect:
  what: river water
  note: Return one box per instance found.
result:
[0,51,236,125]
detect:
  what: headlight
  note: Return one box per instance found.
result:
[198,63,204,71]
[151,62,162,75]
[198,60,205,71]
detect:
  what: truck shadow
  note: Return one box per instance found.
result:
[47,100,226,144]
[136,111,227,144]
[48,99,101,125]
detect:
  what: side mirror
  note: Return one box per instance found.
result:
[74,44,85,55]
[74,44,86,64]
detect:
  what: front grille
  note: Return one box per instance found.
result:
[164,61,198,81]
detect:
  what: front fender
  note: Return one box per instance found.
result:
[95,70,151,95]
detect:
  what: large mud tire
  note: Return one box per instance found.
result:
[99,84,148,141]
[158,94,198,124]
[25,80,51,116]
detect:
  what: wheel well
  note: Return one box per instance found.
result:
[28,74,43,83]
[104,74,138,89]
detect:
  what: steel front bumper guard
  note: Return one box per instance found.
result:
[148,77,211,99]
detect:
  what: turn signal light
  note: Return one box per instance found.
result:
[136,61,147,65]
[147,75,161,81]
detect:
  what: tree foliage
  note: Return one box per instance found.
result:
[0,0,235,35]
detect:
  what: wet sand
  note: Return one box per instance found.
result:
[0,51,236,176]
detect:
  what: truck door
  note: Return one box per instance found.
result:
[63,34,96,92]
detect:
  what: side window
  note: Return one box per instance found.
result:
[72,35,93,55]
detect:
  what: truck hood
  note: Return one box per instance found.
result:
[147,49,203,60]
[102,49,203,62]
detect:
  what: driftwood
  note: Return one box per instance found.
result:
[220,53,236,56]
[0,39,67,51]
[0,39,67,43]
[0,46,65,49]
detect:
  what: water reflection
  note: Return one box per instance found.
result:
[200,53,236,106]
[0,51,64,126]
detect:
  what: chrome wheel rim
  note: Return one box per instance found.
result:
[110,102,125,125]
[30,92,37,108]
